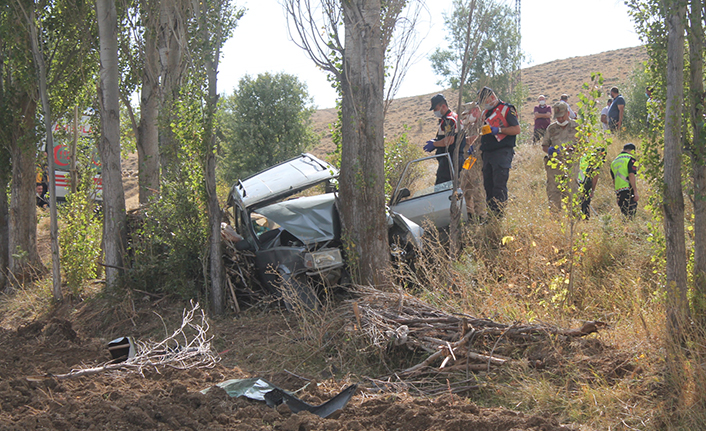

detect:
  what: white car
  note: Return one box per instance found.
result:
[226,153,423,308]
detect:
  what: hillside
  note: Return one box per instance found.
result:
[310,45,647,157]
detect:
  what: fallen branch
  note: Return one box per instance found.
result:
[39,301,219,381]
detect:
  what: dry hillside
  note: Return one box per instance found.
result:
[310,45,647,157]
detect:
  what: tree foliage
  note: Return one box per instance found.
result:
[218,72,317,183]
[429,0,521,101]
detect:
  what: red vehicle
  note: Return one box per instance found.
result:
[48,110,102,202]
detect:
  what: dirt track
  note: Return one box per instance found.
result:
[0,315,570,430]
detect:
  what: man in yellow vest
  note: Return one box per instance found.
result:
[610,143,639,218]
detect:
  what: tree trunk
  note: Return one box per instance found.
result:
[9,96,44,279]
[0,168,8,291]
[27,7,62,301]
[157,0,187,177]
[97,0,127,287]
[663,3,689,334]
[200,0,224,315]
[689,0,706,321]
[340,0,388,286]
[449,0,479,258]
[137,0,161,204]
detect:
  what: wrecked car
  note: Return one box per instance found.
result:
[225,153,423,307]
[389,153,467,229]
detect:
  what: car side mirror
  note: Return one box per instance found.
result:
[392,188,411,205]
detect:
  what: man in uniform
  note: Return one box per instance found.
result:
[533,95,552,144]
[542,102,579,212]
[424,94,466,185]
[458,103,486,222]
[477,87,520,217]
[610,143,639,218]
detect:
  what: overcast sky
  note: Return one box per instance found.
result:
[218,0,642,109]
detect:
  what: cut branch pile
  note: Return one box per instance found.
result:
[222,224,266,311]
[41,302,219,381]
[343,285,606,379]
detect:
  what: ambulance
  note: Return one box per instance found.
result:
[48,109,102,202]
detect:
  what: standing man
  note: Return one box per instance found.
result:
[477,87,520,217]
[577,147,607,219]
[459,103,487,222]
[610,143,639,218]
[542,102,578,212]
[560,94,577,119]
[608,87,626,133]
[533,95,552,144]
[600,98,613,130]
[645,86,657,128]
[424,94,465,185]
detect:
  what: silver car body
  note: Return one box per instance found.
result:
[390,153,467,228]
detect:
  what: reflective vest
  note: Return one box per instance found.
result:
[610,153,635,192]
[578,155,589,184]
[483,103,509,142]
[437,110,460,137]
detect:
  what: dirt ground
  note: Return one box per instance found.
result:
[0,300,570,431]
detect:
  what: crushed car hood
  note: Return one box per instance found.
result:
[257,193,338,244]
[230,153,338,211]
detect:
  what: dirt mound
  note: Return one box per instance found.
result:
[0,314,569,430]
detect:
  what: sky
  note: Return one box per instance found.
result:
[219,0,643,109]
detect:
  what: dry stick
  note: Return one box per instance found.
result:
[227,277,240,313]
[401,325,478,375]
[42,302,218,381]
[487,323,515,372]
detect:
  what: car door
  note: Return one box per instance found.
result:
[389,153,466,229]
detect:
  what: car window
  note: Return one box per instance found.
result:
[252,212,280,238]
[396,157,451,203]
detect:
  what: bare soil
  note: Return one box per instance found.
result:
[5,47,647,430]
[0,299,569,430]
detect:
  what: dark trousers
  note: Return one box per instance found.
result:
[435,155,452,185]
[481,147,514,216]
[533,128,546,143]
[616,189,637,218]
[580,181,592,219]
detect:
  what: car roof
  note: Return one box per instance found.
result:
[230,153,338,210]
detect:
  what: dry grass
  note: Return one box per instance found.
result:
[365,129,705,430]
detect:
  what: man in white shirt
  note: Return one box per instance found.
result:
[600,98,613,130]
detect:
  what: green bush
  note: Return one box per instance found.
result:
[59,165,102,297]
[126,180,208,298]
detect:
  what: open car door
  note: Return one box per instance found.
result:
[389,153,466,229]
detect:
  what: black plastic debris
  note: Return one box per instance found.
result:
[202,378,357,419]
[107,337,135,362]
[264,384,357,418]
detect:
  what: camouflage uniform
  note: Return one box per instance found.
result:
[542,118,579,212]
[460,144,486,219]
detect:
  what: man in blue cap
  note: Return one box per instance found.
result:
[424,94,466,185]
